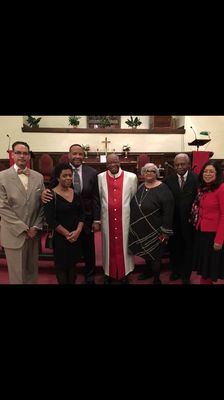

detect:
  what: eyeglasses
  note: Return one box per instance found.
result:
[14,151,29,156]
[144,169,156,173]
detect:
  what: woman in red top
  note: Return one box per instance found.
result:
[191,160,224,284]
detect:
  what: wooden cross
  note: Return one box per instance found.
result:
[102,137,111,155]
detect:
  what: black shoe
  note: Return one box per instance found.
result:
[120,276,129,284]
[85,277,95,284]
[153,277,162,284]
[104,275,111,284]
[182,277,191,284]
[138,271,154,280]
[170,272,181,281]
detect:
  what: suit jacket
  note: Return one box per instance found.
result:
[49,164,100,234]
[163,171,198,234]
[0,166,44,249]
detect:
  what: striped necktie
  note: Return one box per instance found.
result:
[73,168,81,195]
[180,176,185,191]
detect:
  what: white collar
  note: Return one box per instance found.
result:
[107,168,122,178]
[70,163,82,172]
[177,170,188,181]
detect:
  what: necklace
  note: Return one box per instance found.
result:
[138,186,150,207]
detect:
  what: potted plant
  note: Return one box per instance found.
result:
[26,115,42,128]
[68,116,81,127]
[99,116,111,128]
[82,144,90,158]
[125,116,142,129]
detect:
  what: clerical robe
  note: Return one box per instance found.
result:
[98,168,138,279]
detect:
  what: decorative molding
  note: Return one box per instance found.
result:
[22,127,185,134]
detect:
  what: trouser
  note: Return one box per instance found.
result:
[5,239,39,284]
[169,231,194,279]
[80,230,96,280]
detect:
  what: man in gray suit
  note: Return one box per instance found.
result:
[0,141,44,284]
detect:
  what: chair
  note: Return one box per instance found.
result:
[38,153,54,183]
[137,153,150,182]
[0,162,6,171]
[59,153,69,164]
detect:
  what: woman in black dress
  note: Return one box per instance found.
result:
[128,163,174,284]
[44,163,85,284]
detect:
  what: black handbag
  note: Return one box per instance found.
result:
[45,232,54,249]
[45,192,56,249]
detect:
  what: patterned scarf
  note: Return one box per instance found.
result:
[189,186,211,226]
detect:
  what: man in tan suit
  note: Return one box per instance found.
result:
[0,141,44,284]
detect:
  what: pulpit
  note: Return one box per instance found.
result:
[188,138,211,151]
[192,151,210,174]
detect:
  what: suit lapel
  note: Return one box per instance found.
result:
[27,170,36,199]
[9,167,27,197]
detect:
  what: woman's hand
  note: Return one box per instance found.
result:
[214,242,222,251]
[159,233,169,244]
[66,230,80,243]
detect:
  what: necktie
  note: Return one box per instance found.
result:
[180,176,185,191]
[17,168,30,176]
[73,168,81,195]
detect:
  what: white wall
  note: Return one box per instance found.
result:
[0,116,223,159]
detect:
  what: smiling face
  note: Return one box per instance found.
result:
[68,145,84,167]
[12,144,30,169]
[106,154,120,175]
[58,169,73,188]
[203,165,216,184]
[174,154,190,176]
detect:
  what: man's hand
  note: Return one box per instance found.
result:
[92,222,101,232]
[27,227,38,239]
[41,189,53,204]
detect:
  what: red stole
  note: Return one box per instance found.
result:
[106,171,125,279]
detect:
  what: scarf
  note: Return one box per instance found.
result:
[189,186,211,226]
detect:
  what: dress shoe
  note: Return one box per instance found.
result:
[104,275,112,284]
[170,272,181,281]
[85,277,95,284]
[153,277,162,284]
[138,270,154,280]
[120,276,129,284]
[182,277,191,284]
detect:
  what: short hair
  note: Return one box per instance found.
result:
[54,163,73,179]
[106,153,120,163]
[12,141,30,152]
[174,153,190,164]
[69,144,83,153]
[141,163,159,178]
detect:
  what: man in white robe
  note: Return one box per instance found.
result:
[98,154,138,283]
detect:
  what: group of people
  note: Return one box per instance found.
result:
[0,141,224,285]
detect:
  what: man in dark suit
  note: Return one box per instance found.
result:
[42,144,101,284]
[163,153,198,284]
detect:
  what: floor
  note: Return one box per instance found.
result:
[1,258,223,284]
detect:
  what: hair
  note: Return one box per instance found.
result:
[69,144,83,152]
[54,163,73,179]
[141,163,159,178]
[174,153,190,164]
[106,153,120,163]
[198,160,223,191]
[12,141,30,152]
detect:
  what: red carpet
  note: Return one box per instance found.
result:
[0,232,224,284]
